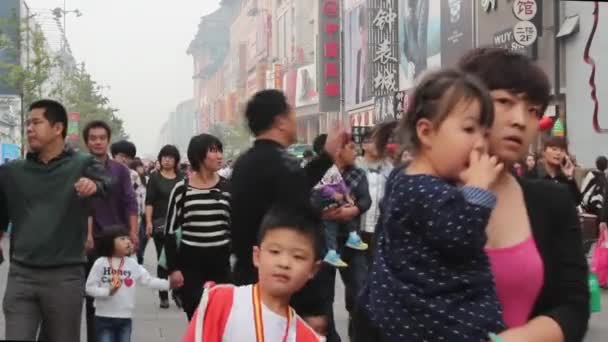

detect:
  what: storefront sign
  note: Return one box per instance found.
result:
[394,90,410,120]
[67,112,80,141]
[513,0,537,21]
[369,0,399,96]
[317,0,341,112]
[493,28,533,56]
[513,20,538,46]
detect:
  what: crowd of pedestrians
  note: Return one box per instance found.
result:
[0,47,597,342]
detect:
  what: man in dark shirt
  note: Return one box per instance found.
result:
[230,90,346,326]
[0,100,109,342]
[83,120,138,342]
[535,136,582,205]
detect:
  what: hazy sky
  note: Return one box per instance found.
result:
[27,0,221,156]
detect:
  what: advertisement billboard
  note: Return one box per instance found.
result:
[344,0,371,109]
[295,64,319,108]
[398,0,442,90]
[441,0,474,67]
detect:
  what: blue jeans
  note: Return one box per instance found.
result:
[95,316,132,342]
[324,220,339,251]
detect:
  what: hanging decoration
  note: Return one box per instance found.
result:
[583,1,605,133]
[539,116,554,131]
[552,118,565,137]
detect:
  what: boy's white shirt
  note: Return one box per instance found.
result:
[224,285,298,341]
[194,284,323,342]
[85,256,169,318]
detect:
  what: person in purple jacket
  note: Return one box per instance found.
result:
[314,165,368,267]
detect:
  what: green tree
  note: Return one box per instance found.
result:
[208,121,251,159]
[56,63,127,149]
[0,13,53,106]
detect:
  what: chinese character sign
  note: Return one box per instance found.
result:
[318,0,341,112]
[369,0,399,97]
[513,20,537,47]
[513,0,538,21]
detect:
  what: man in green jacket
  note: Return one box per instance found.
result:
[0,99,110,342]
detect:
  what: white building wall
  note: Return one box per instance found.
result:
[564,2,608,167]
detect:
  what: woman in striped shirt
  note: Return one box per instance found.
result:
[164,134,232,321]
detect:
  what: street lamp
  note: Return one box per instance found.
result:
[51,2,82,52]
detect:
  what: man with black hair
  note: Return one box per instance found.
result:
[0,99,110,342]
[84,127,138,342]
[313,134,328,155]
[230,90,346,330]
[111,140,147,264]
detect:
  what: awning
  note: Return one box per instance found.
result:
[557,15,580,38]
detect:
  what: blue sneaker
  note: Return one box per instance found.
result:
[323,250,348,268]
[345,232,368,250]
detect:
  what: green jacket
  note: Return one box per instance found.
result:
[0,149,110,267]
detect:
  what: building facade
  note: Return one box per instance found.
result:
[184,0,606,165]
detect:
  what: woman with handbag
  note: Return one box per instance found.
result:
[145,144,184,309]
[164,134,232,321]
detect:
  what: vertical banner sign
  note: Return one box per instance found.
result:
[318,0,341,112]
[67,112,80,141]
[441,0,474,67]
[369,0,399,97]
[394,90,410,120]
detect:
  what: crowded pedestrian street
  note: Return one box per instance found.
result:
[2,1,608,341]
[0,240,352,341]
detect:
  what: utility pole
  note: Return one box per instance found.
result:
[553,1,562,136]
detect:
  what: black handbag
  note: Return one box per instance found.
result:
[152,218,166,236]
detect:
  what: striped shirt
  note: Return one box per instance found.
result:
[164,178,231,271]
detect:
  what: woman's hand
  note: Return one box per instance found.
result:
[170,270,185,288]
[146,223,153,238]
[495,316,564,342]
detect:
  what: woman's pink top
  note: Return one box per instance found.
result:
[486,236,544,328]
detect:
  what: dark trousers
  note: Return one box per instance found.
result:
[177,246,232,320]
[152,234,169,301]
[86,245,100,342]
[351,305,383,342]
[136,219,149,265]
[3,263,84,342]
[324,233,369,342]
[95,316,132,342]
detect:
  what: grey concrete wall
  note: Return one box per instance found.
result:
[564,1,608,167]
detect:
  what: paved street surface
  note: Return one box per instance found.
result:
[0,238,605,341]
[0,239,348,341]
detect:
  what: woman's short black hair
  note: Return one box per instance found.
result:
[157,144,181,168]
[96,227,130,258]
[458,47,551,114]
[187,133,223,172]
[245,90,291,136]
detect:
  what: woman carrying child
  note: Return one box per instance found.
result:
[356,49,589,342]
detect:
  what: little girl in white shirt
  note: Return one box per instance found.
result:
[86,228,178,342]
